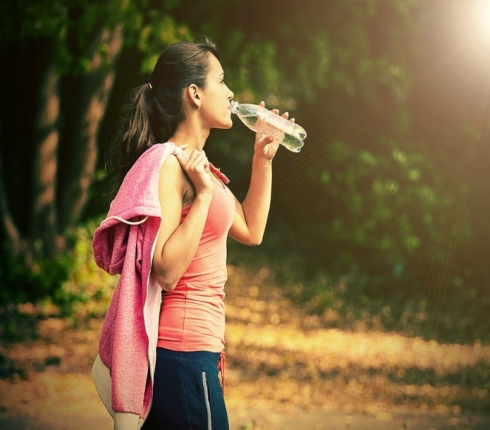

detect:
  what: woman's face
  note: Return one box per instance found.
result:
[200,54,234,129]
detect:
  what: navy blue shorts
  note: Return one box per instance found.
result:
[142,348,229,430]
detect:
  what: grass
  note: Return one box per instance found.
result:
[222,262,490,419]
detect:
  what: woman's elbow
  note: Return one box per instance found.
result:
[158,279,177,292]
[153,267,178,291]
[244,234,264,246]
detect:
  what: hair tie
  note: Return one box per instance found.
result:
[146,79,153,90]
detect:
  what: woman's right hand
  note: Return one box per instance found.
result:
[175,149,213,196]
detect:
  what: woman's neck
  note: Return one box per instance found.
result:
[170,121,209,152]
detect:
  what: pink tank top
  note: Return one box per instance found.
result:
[157,180,236,352]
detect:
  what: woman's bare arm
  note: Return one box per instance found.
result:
[152,151,213,291]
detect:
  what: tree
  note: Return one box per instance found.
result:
[0,0,193,257]
[171,0,488,298]
[0,0,189,301]
[1,0,487,306]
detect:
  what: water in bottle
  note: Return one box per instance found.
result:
[230,101,306,153]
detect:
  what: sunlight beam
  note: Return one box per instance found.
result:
[462,0,490,40]
[479,1,490,37]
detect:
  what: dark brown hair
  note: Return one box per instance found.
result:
[106,37,220,197]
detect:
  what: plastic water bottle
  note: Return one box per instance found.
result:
[230,101,307,153]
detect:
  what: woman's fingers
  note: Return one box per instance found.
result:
[185,149,203,164]
[259,135,274,145]
[175,149,209,176]
[178,149,213,192]
[258,101,293,121]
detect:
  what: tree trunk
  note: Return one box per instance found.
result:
[0,126,25,259]
[30,43,61,259]
[59,24,123,230]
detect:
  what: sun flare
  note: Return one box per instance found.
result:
[475,0,490,37]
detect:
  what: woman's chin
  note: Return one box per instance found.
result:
[215,120,233,130]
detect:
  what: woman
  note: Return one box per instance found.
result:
[92,38,290,430]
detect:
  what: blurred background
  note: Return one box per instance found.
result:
[0,0,489,428]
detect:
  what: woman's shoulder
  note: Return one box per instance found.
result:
[159,152,189,191]
[160,153,182,177]
[158,152,193,209]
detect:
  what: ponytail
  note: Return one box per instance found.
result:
[105,37,219,198]
[106,84,156,199]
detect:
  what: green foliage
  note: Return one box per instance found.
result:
[2,0,487,316]
[264,130,472,300]
[0,243,73,305]
[0,218,117,315]
[52,218,117,318]
[136,12,192,74]
[0,0,188,76]
[228,238,490,345]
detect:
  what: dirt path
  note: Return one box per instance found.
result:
[1,370,490,430]
[1,265,489,429]
[1,316,489,429]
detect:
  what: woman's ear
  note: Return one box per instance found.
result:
[186,84,201,110]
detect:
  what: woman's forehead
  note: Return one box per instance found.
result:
[207,54,224,75]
